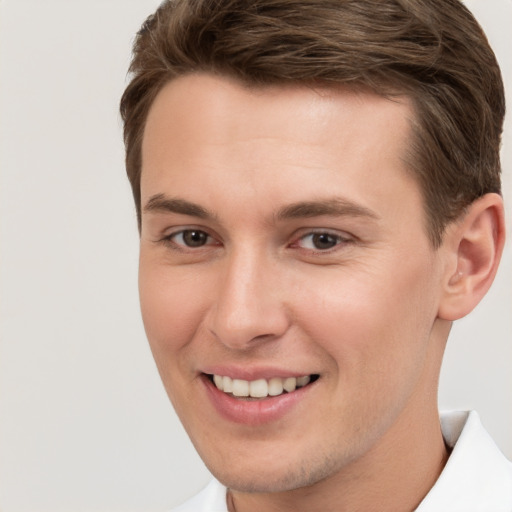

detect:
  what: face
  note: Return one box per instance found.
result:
[139,74,447,493]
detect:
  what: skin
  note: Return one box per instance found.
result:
[138,73,503,512]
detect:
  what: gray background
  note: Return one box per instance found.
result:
[1,0,510,510]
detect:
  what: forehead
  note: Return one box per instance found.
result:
[140,73,420,224]
[142,73,413,158]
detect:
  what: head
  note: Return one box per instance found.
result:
[120,0,506,503]
[121,0,505,247]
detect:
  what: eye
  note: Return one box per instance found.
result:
[169,229,213,248]
[296,232,349,251]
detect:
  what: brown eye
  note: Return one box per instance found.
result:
[160,228,220,253]
[295,231,351,252]
[181,230,209,247]
[311,233,339,250]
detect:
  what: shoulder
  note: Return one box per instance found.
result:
[169,479,228,512]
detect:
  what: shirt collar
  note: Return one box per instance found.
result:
[416,410,512,511]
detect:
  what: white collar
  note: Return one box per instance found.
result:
[416,410,512,511]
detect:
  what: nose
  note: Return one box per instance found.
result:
[206,248,290,350]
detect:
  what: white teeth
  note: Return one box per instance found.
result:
[268,377,284,396]
[232,379,249,397]
[223,376,233,393]
[297,375,311,387]
[249,379,268,398]
[212,374,313,398]
[283,377,297,392]
[213,374,223,389]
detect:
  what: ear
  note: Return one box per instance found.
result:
[438,193,506,321]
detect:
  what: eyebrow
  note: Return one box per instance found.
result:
[275,198,379,221]
[143,194,215,220]
[143,194,379,223]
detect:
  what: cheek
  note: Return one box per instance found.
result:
[289,263,438,445]
[138,261,208,361]
[291,258,437,380]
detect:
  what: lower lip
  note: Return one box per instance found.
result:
[202,375,315,425]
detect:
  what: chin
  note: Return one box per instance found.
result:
[204,449,346,494]
[215,468,311,494]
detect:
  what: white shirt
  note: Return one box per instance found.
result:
[171,411,512,511]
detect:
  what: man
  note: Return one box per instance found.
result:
[120,0,511,510]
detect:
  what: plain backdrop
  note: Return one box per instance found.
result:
[0,1,511,511]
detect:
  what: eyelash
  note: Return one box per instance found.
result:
[159,229,218,251]
[158,228,354,254]
[292,230,353,252]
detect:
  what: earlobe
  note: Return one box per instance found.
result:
[438,193,505,321]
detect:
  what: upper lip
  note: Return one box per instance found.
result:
[201,365,316,381]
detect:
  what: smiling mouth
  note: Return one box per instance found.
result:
[206,374,320,399]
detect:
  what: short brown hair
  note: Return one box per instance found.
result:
[120,0,505,246]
